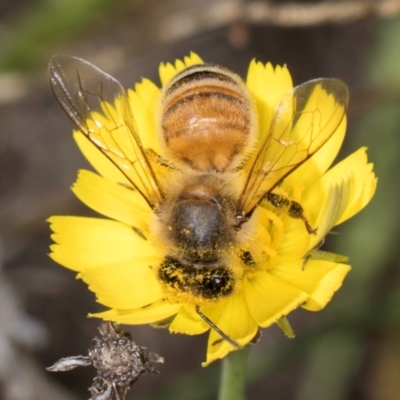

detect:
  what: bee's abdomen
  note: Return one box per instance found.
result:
[158,256,234,299]
[160,64,255,172]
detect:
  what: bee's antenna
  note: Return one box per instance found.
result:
[195,306,240,349]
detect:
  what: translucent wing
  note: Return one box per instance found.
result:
[49,54,164,208]
[238,78,348,218]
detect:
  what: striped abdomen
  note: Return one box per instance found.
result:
[160,64,256,172]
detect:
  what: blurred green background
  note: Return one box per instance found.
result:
[0,1,399,399]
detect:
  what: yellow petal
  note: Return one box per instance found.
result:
[303,180,350,249]
[322,147,377,225]
[127,78,161,152]
[73,92,162,201]
[246,61,293,141]
[248,207,276,266]
[169,304,209,335]
[287,116,347,189]
[72,170,151,233]
[49,216,156,271]
[284,83,346,171]
[79,258,164,309]
[203,291,258,366]
[302,148,377,248]
[183,52,203,67]
[271,259,351,311]
[73,131,130,185]
[159,52,204,86]
[243,270,308,328]
[278,218,310,261]
[92,300,182,324]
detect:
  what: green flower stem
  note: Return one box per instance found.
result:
[217,345,251,400]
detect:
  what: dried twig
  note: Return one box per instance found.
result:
[245,0,400,26]
[159,0,400,43]
[47,322,164,400]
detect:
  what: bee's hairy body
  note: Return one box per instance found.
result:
[160,64,256,173]
[155,172,248,301]
[156,65,256,300]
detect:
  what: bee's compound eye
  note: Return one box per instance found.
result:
[158,257,234,299]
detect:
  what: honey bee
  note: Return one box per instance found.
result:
[49,55,348,347]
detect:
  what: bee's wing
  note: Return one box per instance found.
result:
[49,54,164,208]
[239,78,348,217]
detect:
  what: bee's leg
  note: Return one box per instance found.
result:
[301,254,312,270]
[195,306,240,349]
[265,192,291,210]
[250,328,262,344]
[288,200,317,234]
[146,149,177,170]
[302,237,326,270]
[240,250,256,268]
[265,192,317,234]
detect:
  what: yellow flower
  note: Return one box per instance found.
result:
[49,53,377,366]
